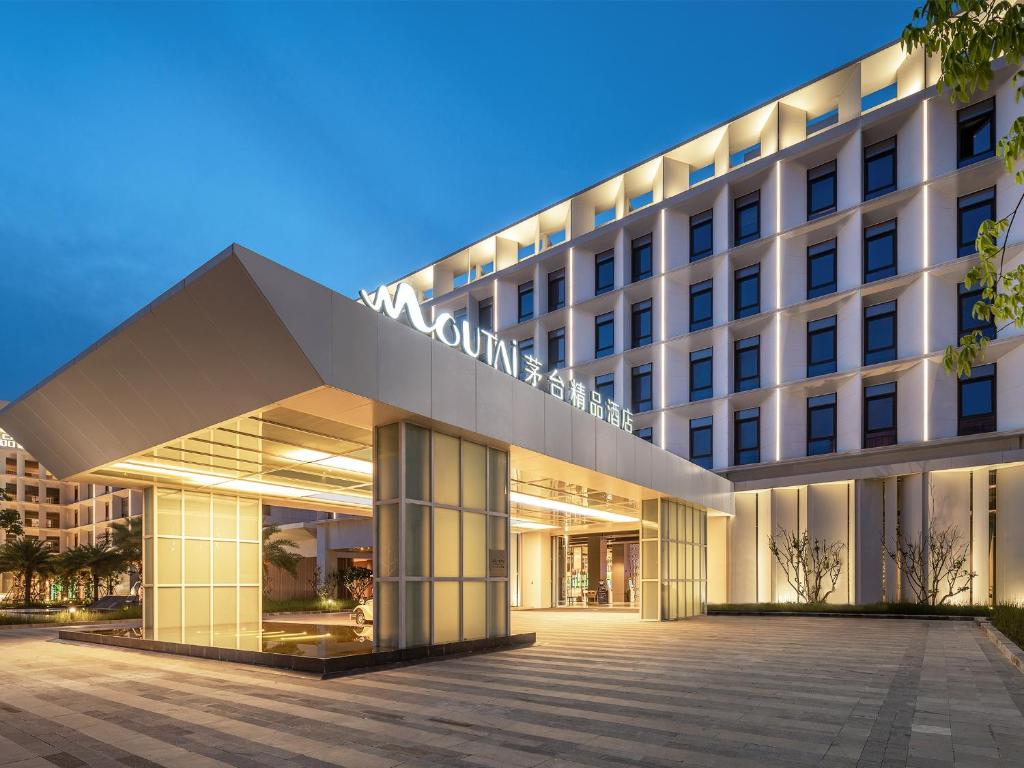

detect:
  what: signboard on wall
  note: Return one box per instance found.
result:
[0,429,19,450]
[488,548,507,578]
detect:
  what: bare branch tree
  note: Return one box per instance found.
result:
[767,527,845,604]
[882,523,976,605]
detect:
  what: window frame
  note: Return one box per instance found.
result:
[957,97,996,168]
[689,347,713,402]
[734,263,761,319]
[957,282,996,342]
[807,160,838,219]
[806,315,838,377]
[733,335,761,392]
[631,363,654,413]
[957,186,996,258]
[631,233,653,282]
[863,136,897,200]
[807,238,838,299]
[631,298,653,348]
[478,297,493,332]
[594,311,615,358]
[546,327,566,371]
[733,190,761,246]
[595,250,615,295]
[863,300,897,366]
[689,279,714,331]
[690,209,714,261]
[518,337,535,381]
[689,415,714,469]
[806,393,838,456]
[863,381,897,448]
[958,363,996,436]
[517,281,534,323]
[594,372,615,403]
[635,426,654,443]
[863,219,898,283]
[547,268,566,312]
[733,407,760,466]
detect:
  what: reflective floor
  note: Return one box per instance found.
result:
[82,621,375,658]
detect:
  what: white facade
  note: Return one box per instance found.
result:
[384,44,1024,605]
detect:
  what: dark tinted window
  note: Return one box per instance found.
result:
[631,299,653,348]
[807,393,837,455]
[734,407,760,465]
[734,335,760,392]
[689,416,713,469]
[517,281,533,323]
[690,279,713,331]
[958,98,995,167]
[595,312,615,358]
[864,381,897,448]
[734,191,760,245]
[547,269,566,312]
[478,298,493,332]
[547,328,565,371]
[635,426,654,443]
[734,263,760,319]
[807,239,838,299]
[807,160,837,219]
[631,234,653,282]
[594,372,615,403]
[807,315,838,377]
[632,363,653,412]
[864,219,897,283]
[518,338,535,381]
[595,250,615,294]
[958,363,996,435]
[864,137,897,199]
[958,283,996,342]
[690,209,713,261]
[958,187,995,257]
[690,347,713,401]
[864,301,897,365]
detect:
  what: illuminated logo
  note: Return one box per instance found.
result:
[0,429,19,450]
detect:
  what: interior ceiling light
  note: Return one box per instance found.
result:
[510,518,557,530]
[510,491,638,523]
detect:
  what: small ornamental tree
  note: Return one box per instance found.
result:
[767,528,845,605]
[883,524,976,605]
[340,566,373,602]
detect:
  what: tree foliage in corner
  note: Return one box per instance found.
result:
[902,0,1024,376]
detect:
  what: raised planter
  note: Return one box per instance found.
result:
[707,609,978,621]
[976,618,1024,674]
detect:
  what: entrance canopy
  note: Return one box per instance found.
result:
[0,244,733,518]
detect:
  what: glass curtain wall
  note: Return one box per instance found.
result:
[142,486,262,648]
[639,497,708,620]
[374,422,509,650]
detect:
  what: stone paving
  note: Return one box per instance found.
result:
[1,611,1023,767]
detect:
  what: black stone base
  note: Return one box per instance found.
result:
[56,628,537,678]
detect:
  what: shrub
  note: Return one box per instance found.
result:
[992,603,1024,650]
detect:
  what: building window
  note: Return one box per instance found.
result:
[807,315,838,377]
[635,426,654,443]
[547,328,565,371]
[959,363,996,435]
[864,219,897,283]
[631,363,653,413]
[734,191,760,245]
[864,300,897,365]
[690,209,713,261]
[958,187,996,257]
[594,372,615,403]
[689,347,713,402]
[689,416,713,469]
[734,263,760,319]
[454,306,467,329]
[734,335,760,392]
[517,281,534,323]
[733,407,760,465]
[864,381,897,448]
[478,298,493,332]
[631,299,653,348]
[864,137,897,200]
[807,393,837,456]
[807,160,837,219]
[958,282,996,342]
[595,312,615,358]
[957,97,995,168]
[807,239,838,299]
[690,279,713,331]
[518,337,535,380]
[547,268,566,312]
[595,250,615,295]
[631,234,653,282]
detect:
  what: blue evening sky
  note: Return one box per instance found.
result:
[0,1,919,400]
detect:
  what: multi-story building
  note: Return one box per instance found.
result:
[382,41,1024,607]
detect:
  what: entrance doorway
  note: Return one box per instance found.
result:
[552,532,640,609]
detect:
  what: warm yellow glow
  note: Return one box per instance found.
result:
[510,491,638,523]
[510,518,557,530]
[922,98,930,441]
[284,449,373,475]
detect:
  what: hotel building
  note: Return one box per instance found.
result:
[1,39,1022,652]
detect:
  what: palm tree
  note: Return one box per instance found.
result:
[69,544,126,601]
[110,516,142,593]
[263,523,302,597]
[51,546,90,603]
[0,536,54,607]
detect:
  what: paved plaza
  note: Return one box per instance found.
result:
[1,612,1023,767]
